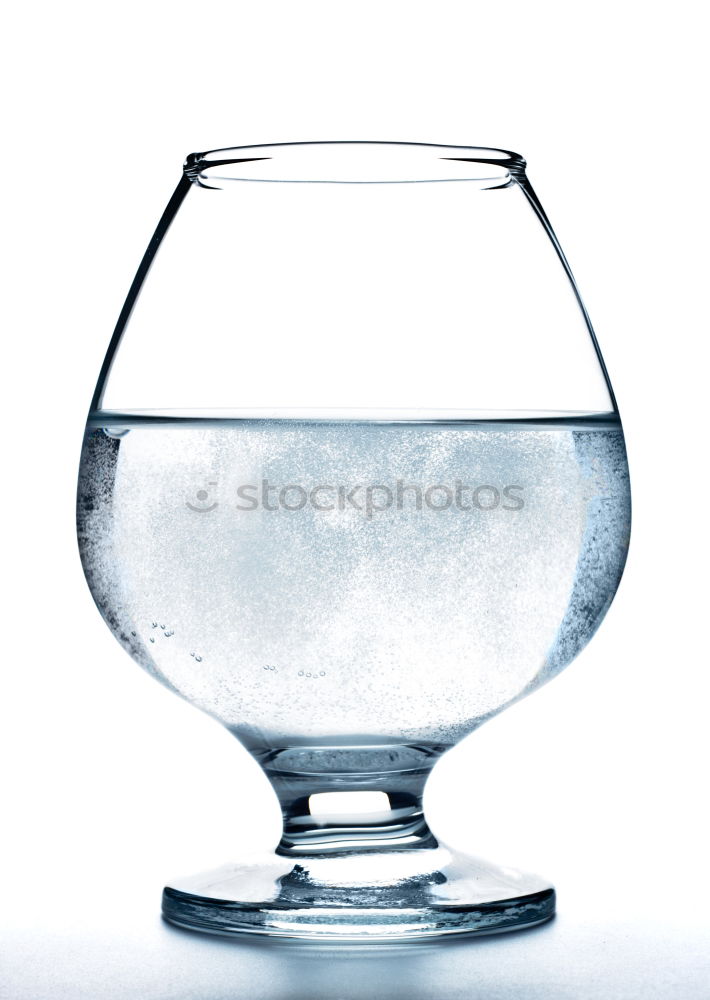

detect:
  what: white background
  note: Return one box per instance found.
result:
[1,2,708,998]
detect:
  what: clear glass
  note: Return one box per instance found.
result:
[77,141,631,939]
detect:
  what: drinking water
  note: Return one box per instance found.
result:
[77,415,630,749]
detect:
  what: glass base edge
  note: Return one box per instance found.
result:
[162,886,556,941]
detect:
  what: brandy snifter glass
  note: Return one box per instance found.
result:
[77,142,630,939]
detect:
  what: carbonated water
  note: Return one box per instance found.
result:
[77,415,630,748]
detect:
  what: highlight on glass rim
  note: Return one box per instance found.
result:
[77,141,631,940]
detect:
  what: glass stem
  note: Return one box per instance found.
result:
[251,744,445,857]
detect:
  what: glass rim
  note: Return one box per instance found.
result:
[184,140,526,185]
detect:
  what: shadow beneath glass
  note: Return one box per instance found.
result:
[160,915,557,1000]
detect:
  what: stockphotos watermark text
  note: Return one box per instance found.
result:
[187,479,524,518]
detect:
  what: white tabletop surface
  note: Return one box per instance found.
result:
[3,882,708,1000]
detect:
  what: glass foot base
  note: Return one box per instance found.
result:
[162,847,555,941]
